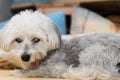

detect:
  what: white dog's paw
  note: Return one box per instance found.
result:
[9,70,29,77]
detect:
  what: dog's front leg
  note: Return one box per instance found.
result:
[10,64,65,78]
[9,69,33,77]
[9,67,51,77]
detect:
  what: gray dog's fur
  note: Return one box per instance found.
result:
[11,33,120,80]
[1,10,120,80]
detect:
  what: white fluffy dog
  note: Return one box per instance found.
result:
[1,10,120,80]
[0,10,61,69]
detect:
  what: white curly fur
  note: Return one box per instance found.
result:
[0,10,60,69]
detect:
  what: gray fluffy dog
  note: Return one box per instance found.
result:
[0,10,120,80]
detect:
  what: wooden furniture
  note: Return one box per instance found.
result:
[11,0,109,15]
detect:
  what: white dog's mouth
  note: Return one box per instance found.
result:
[30,60,40,69]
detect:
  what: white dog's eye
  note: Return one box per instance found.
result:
[15,38,23,43]
[32,37,40,43]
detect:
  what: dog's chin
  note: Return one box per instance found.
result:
[29,60,40,69]
[20,60,40,70]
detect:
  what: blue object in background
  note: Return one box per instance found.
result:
[46,11,67,35]
[0,20,8,29]
[0,11,67,35]
[11,0,48,5]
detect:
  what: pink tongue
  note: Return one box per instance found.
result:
[31,61,39,69]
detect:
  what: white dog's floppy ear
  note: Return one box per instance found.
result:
[46,20,61,51]
[0,26,12,52]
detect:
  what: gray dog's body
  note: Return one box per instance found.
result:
[11,33,120,80]
[1,11,120,80]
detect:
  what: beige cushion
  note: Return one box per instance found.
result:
[70,6,89,34]
[70,6,117,34]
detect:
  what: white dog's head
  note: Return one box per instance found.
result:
[0,10,61,69]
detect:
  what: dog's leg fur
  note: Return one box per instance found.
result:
[10,62,68,78]
[10,33,120,79]
[61,66,120,80]
[10,65,120,80]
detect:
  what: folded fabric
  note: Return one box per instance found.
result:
[70,6,88,34]
[70,6,117,34]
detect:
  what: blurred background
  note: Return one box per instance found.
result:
[0,0,120,35]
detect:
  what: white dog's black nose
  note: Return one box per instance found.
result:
[21,54,31,62]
